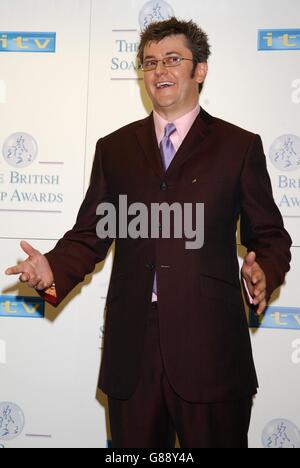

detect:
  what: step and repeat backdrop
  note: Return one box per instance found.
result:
[0,0,299,448]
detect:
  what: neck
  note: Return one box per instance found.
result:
[153,101,199,122]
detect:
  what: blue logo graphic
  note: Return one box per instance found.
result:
[0,296,45,319]
[2,133,38,168]
[258,29,300,51]
[262,419,300,448]
[0,402,25,441]
[249,306,300,330]
[269,134,300,172]
[0,32,56,53]
[139,1,175,30]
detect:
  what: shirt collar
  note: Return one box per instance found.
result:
[153,104,201,144]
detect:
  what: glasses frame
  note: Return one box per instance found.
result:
[140,56,195,72]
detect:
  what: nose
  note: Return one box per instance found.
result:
[154,60,167,76]
[155,65,167,78]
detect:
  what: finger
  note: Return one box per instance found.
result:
[251,267,266,284]
[254,287,266,299]
[19,273,30,283]
[253,279,266,295]
[252,273,263,285]
[20,240,39,257]
[5,264,25,276]
[244,251,256,267]
[253,292,266,306]
[37,275,55,290]
[27,277,41,289]
[242,254,256,281]
[35,279,48,291]
[254,287,266,300]
[253,288,261,298]
[257,300,267,316]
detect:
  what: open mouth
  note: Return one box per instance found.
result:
[155,82,176,89]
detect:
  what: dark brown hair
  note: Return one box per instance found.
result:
[137,17,211,93]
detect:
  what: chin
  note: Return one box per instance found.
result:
[154,97,177,108]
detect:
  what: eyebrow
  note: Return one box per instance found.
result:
[143,51,182,60]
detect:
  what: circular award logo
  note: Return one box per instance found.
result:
[269,134,300,172]
[262,419,300,448]
[2,132,38,168]
[0,402,25,441]
[139,0,175,30]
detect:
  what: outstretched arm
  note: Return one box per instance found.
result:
[5,140,114,307]
[240,134,292,311]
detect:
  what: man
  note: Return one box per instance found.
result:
[5,18,292,448]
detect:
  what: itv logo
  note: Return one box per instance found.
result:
[0,32,56,53]
[0,296,44,318]
[249,306,300,330]
[258,29,300,51]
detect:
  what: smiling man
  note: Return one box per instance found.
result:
[5,18,292,448]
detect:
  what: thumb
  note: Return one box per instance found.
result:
[245,251,256,267]
[20,240,39,257]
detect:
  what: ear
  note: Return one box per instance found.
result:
[194,62,208,84]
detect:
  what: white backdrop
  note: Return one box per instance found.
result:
[0,0,299,448]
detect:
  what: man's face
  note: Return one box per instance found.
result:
[142,34,207,118]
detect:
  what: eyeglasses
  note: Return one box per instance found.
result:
[140,56,195,72]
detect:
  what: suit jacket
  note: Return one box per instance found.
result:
[44,108,292,403]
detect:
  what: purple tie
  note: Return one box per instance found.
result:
[160,123,177,171]
[153,123,177,296]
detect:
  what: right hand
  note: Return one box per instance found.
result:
[5,241,54,291]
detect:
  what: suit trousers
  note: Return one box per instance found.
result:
[108,301,253,448]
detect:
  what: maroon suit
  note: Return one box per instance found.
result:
[44,108,291,446]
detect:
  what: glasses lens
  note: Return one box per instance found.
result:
[165,56,181,67]
[143,60,156,71]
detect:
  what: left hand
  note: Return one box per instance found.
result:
[242,251,267,315]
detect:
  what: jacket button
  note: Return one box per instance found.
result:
[160,181,168,191]
[146,263,155,271]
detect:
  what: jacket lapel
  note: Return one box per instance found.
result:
[166,107,213,175]
[135,114,165,180]
[135,107,214,179]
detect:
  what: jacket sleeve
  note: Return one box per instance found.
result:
[42,139,114,306]
[240,134,292,301]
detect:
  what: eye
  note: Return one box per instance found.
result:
[165,56,181,65]
[144,60,157,69]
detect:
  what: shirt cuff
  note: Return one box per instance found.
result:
[42,285,58,305]
[243,278,254,304]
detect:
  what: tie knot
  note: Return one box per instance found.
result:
[164,123,176,139]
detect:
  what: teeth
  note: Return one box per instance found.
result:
[156,82,175,89]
